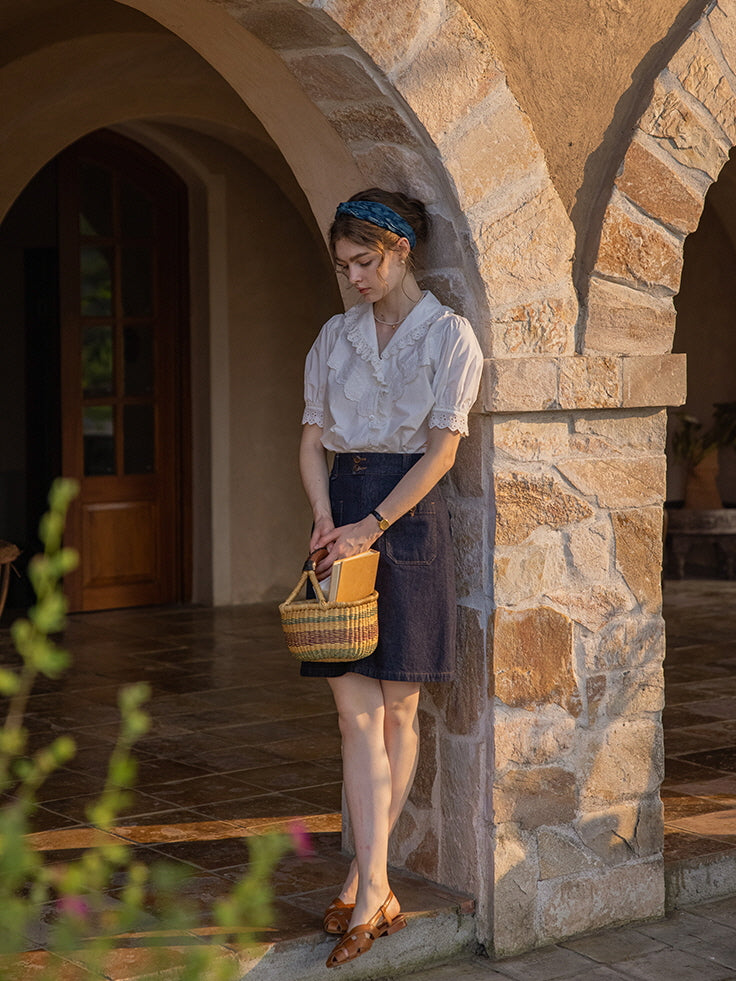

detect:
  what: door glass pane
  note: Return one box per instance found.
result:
[82,325,114,397]
[124,325,154,396]
[121,180,153,238]
[80,247,113,316]
[124,404,155,474]
[79,163,113,237]
[121,248,153,317]
[83,405,115,476]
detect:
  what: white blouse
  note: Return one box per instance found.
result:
[302,291,484,454]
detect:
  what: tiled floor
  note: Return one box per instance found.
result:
[661,580,736,868]
[398,893,736,981]
[0,602,469,977]
[1,580,735,978]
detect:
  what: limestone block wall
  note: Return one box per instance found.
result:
[488,408,669,951]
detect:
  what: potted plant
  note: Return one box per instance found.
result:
[671,401,736,509]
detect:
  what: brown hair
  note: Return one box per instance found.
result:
[329,188,429,271]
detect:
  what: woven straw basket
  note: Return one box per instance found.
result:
[279,559,378,662]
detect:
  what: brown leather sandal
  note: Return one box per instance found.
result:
[325,890,407,968]
[322,897,355,935]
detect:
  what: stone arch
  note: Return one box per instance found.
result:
[115,0,579,352]
[0,0,595,953]
[96,0,590,939]
[584,0,736,362]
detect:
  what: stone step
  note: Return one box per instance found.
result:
[666,845,736,911]
[237,903,477,981]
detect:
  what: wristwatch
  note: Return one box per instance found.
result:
[370,509,390,531]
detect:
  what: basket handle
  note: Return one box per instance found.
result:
[283,550,329,607]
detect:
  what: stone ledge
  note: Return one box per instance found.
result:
[481,354,686,413]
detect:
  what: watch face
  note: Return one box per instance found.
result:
[380,518,389,530]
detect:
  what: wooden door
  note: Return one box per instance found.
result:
[59,132,189,612]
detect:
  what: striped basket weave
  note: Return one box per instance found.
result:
[279,560,378,662]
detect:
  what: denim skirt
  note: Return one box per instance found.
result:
[300,452,457,683]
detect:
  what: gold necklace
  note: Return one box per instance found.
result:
[374,314,403,328]
[374,296,420,329]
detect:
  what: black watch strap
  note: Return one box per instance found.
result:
[371,509,390,531]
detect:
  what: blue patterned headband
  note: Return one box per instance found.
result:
[335,200,417,249]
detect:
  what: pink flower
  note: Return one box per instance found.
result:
[57,896,90,921]
[288,820,315,859]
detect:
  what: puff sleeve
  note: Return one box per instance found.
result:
[427,315,484,436]
[301,315,342,428]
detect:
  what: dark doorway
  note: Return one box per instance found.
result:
[0,131,191,617]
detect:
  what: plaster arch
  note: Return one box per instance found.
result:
[0,13,346,608]
[584,0,736,360]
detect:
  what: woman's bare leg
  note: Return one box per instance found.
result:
[329,674,421,924]
[381,678,421,827]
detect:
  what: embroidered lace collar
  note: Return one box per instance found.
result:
[344,292,448,378]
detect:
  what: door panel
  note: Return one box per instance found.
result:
[59,132,188,612]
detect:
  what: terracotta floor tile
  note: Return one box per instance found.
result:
[71,943,229,981]
[665,775,736,798]
[195,742,296,770]
[266,734,343,763]
[40,790,190,824]
[148,835,252,872]
[663,704,724,729]
[667,808,736,840]
[0,949,99,979]
[663,829,736,861]
[192,791,325,822]
[661,789,733,821]
[664,757,727,784]
[265,898,324,940]
[32,769,111,804]
[677,696,736,721]
[663,727,722,755]
[236,812,343,837]
[289,782,343,810]
[680,746,736,773]
[143,773,262,807]
[238,759,342,793]
[29,805,83,832]
[112,818,248,845]
[26,826,122,851]
[134,758,211,788]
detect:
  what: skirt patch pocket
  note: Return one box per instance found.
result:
[385,501,437,566]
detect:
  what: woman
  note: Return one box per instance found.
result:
[299,189,483,968]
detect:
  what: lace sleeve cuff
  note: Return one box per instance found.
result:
[429,408,469,437]
[302,405,324,428]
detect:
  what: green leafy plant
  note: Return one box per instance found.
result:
[672,402,736,467]
[0,479,295,980]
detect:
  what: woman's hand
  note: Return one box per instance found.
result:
[310,515,335,554]
[312,517,379,577]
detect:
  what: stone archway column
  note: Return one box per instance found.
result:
[475,358,685,955]
[400,353,683,957]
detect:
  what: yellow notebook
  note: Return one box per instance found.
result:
[328,549,380,603]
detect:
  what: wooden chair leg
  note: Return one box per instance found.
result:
[0,563,10,619]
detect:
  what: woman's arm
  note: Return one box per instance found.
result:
[299,423,335,553]
[314,427,461,574]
